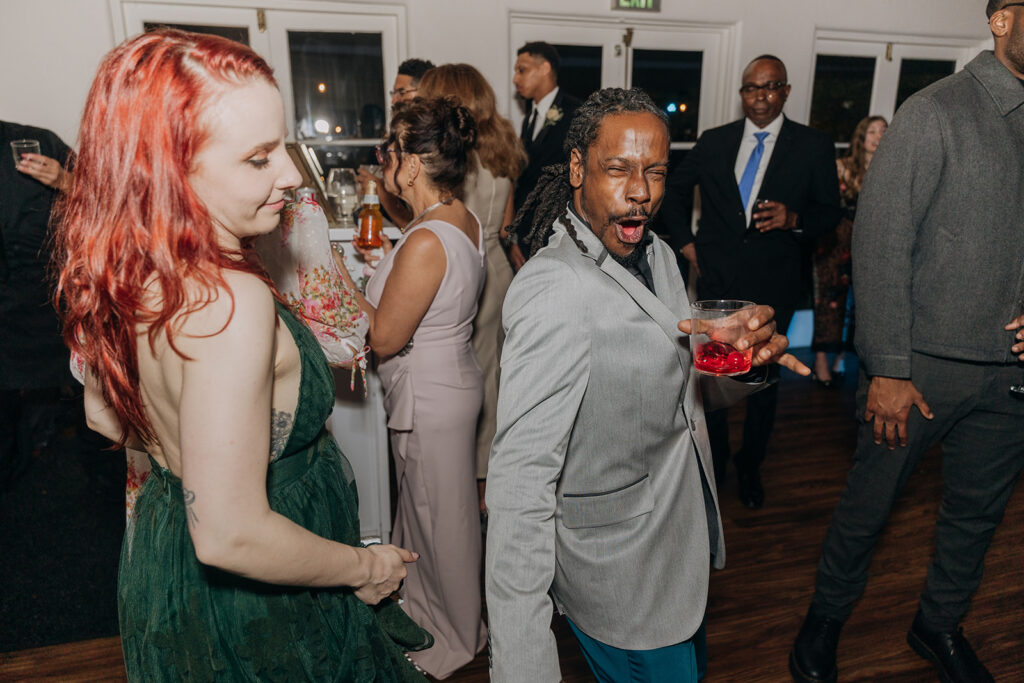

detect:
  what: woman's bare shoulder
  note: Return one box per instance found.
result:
[173,271,277,349]
[398,224,445,255]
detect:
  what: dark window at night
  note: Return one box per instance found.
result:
[809,54,876,143]
[631,49,702,142]
[552,44,603,103]
[144,22,249,45]
[895,58,955,112]
[289,31,386,141]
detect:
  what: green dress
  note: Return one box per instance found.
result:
[118,301,432,681]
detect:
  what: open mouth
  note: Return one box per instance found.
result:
[615,218,647,244]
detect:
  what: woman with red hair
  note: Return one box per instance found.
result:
[56,29,430,680]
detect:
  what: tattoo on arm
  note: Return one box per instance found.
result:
[269,409,294,461]
[183,487,198,527]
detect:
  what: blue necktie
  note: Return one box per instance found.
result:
[738,132,770,210]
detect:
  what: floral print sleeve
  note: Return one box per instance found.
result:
[254,195,369,368]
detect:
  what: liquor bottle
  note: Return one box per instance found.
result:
[354,180,383,249]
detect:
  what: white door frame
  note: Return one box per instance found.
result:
[809,29,979,123]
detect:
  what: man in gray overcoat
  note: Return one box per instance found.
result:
[790,3,1024,682]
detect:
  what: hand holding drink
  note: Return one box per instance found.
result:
[10,139,40,165]
[681,301,811,377]
[689,300,756,376]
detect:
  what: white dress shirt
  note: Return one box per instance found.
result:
[733,114,785,225]
[527,86,560,143]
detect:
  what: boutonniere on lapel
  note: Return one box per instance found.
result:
[543,105,563,129]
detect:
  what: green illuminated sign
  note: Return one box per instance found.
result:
[613,0,661,10]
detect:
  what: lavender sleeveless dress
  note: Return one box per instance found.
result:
[365,217,488,678]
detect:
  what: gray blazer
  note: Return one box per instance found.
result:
[853,50,1024,378]
[485,211,753,682]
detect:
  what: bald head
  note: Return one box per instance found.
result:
[743,55,788,83]
[739,56,790,128]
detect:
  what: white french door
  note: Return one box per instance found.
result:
[809,31,978,145]
[116,2,403,144]
[509,15,737,150]
[262,9,400,145]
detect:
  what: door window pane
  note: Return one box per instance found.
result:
[631,49,702,142]
[289,31,386,142]
[143,22,249,45]
[552,44,603,103]
[895,59,955,112]
[809,55,876,143]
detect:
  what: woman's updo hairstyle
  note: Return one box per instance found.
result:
[389,96,477,196]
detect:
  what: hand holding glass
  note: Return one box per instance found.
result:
[689,300,757,376]
[10,139,40,165]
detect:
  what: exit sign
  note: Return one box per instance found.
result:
[613,0,660,10]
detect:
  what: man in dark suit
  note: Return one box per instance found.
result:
[508,41,581,266]
[661,55,841,509]
[1,121,72,490]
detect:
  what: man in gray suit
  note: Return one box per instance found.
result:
[485,88,809,682]
[789,3,1024,683]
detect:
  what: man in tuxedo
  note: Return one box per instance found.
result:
[486,88,809,683]
[507,41,581,266]
[661,55,841,509]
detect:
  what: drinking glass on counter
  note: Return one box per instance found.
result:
[326,168,358,225]
[689,300,756,376]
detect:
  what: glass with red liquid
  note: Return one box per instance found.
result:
[689,300,756,376]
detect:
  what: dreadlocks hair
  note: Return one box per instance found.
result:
[508,87,669,257]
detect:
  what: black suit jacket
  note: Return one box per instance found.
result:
[512,89,582,252]
[0,121,72,389]
[660,116,841,312]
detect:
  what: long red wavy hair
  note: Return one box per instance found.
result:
[55,29,278,446]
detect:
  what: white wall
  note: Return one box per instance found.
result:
[0,0,992,147]
[0,0,114,144]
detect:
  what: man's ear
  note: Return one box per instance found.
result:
[991,8,1012,39]
[569,148,585,189]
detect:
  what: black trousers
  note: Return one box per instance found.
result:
[705,308,793,481]
[812,352,1024,630]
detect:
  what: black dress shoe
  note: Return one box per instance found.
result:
[907,611,994,683]
[736,468,764,509]
[812,373,834,388]
[789,606,843,683]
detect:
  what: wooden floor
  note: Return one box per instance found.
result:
[2,360,1022,681]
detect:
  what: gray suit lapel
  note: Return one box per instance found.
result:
[565,211,692,375]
